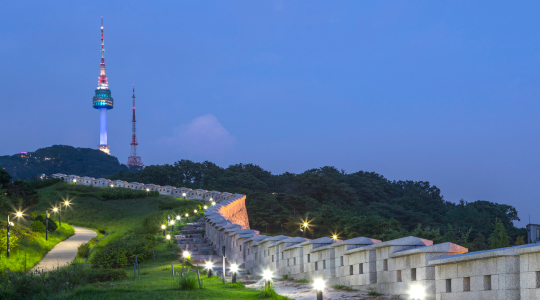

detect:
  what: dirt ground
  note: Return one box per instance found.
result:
[245,279,391,300]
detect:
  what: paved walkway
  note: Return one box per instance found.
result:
[32,226,97,272]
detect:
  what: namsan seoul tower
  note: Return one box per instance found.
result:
[93,17,113,155]
[126,85,144,168]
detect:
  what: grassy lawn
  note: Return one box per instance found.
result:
[1,183,290,299]
[0,222,74,271]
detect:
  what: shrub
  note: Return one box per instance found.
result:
[34,214,58,232]
[28,179,61,189]
[0,265,126,299]
[29,221,46,233]
[178,275,198,290]
[90,235,154,268]
[98,228,106,234]
[77,242,91,258]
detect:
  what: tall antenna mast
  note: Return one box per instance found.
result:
[126,84,144,169]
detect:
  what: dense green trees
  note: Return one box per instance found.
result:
[0,143,528,252]
[0,145,129,180]
[107,160,527,251]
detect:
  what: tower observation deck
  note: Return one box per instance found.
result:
[93,17,113,155]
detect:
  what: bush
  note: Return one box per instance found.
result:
[90,235,154,268]
[29,221,46,233]
[0,265,126,299]
[178,275,198,290]
[77,242,90,258]
[34,214,58,232]
[28,178,61,189]
[98,228,106,234]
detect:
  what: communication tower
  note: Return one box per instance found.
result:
[92,17,113,155]
[126,85,144,169]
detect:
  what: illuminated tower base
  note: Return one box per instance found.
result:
[98,108,110,155]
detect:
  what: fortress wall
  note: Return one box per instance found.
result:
[51,173,540,299]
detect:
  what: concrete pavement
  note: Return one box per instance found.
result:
[32,226,97,272]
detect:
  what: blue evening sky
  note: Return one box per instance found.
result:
[1,1,539,226]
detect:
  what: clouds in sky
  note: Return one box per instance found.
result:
[159,114,236,159]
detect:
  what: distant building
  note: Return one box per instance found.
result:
[527,223,540,244]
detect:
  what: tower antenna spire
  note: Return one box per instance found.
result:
[127,84,144,169]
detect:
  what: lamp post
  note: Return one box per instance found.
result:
[203,205,207,210]
[46,209,50,241]
[161,224,166,236]
[167,215,170,231]
[185,213,189,222]
[314,278,325,300]
[53,206,60,226]
[170,220,175,231]
[176,215,180,222]
[166,234,171,244]
[6,212,22,258]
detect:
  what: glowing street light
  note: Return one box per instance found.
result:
[230,263,239,283]
[170,220,175,231]
[205,261,214,277]
[176,215,180,221]
[203,205,207,210]
[409,284,425,300]
[166,234,171,241]
[314,278,325,300]
[185,213,189,222]
[211,201,216,206]
[6,211,24,258]
[52,206,62,226]
[182,193,186,198]
[332,235,338,240]
[161,224,166,236]
[110,184,113,188]
[194,209,197,214]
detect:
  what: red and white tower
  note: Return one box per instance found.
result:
[126,85,144,169]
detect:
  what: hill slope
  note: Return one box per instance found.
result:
[0,145,128,180]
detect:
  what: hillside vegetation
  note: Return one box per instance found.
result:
[0,145,129,180]
[111,160,527,251]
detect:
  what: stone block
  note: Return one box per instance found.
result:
[436,264,457,279]
[520,254,529,272]
[457,261,474,278]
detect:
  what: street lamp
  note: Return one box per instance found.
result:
[194,209,197,214]
[53,206,60,226]
[182,193,186,198]
[203,205,207,210]
[6,211,22,258]
[176,215,180,221]
[166,234,171,243]
[314,278,325,300]
[170,220,175,231]
[45,209,50,241]
[230,263,239,283]
[110,184,113,188]
[185,213,189,222]
[205,261,214,277]
[211,201,216,206]
[161,224,166,236]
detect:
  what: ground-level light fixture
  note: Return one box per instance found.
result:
[176,215,180,221]
[203,205,207,210]
[205,261,214,277]
[262,270,273,291]
[161,224,166,236]
[166,234,171,240]
[182,250,191,260]
[194,209,197,213]
[185,213,189,217]
[314,278,325,300]
[211,201,216,206]
[110,184,113,187]
[182,193,186,197]
[332,235,338,240]
[170,220,175,231]
[409,284,425,300]
[230,263,239,283]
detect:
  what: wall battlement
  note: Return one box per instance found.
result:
[52,173,540,299]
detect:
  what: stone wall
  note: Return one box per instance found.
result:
[52,173,540,299]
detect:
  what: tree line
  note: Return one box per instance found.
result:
[109,160,527,251]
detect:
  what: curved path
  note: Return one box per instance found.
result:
[32,226,97,272]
